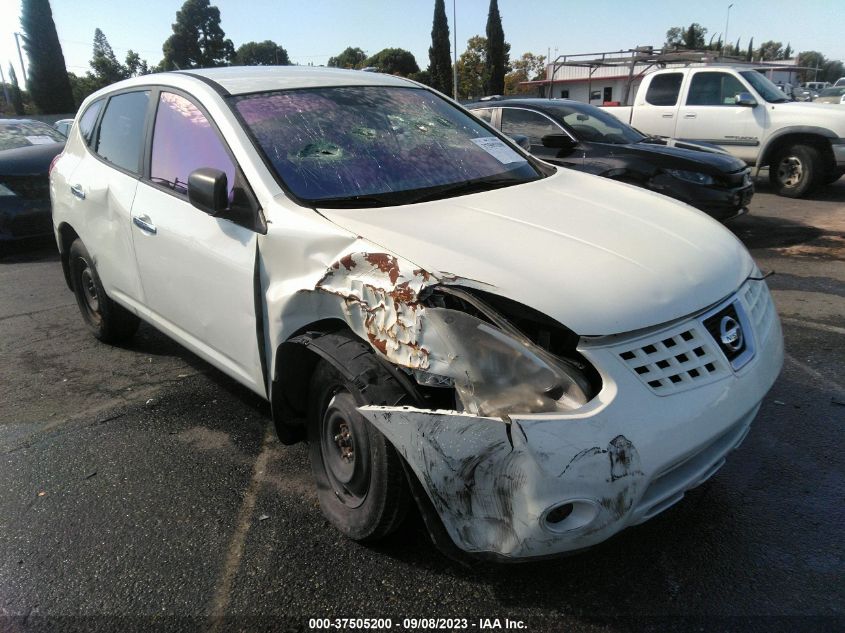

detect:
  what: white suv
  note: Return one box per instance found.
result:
[50,67,783,561]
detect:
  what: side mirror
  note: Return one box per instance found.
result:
[188,167,228,215]
[542,134,578,150]
[509,134,531,151]
[735,92,757,107]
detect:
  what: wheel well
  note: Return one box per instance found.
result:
[57,223,79,290]
[760,134,833,170]
[270,320,424,445]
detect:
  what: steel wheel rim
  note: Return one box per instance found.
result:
[320,393,370,508]
[777,156,804,188]
[79,260,100,314]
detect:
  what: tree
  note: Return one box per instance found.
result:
[20,0,75,113]
[746,37,754,61]
[484,0,507,94]
[67,72,98,107]
[8,65,25,115]
[364,48,419,76]
[90,28,128,87]
[162,0,234,70]
[683,23,707,49]
[797,50,825,82]
[782,43,792,60]
[327,47,367,69]
[456,36,486,99]
[665,26,685,49]
[427,0,452,94]
[504,52,545,94]
[822,59,845,83]
[234,40,290,65]
[124,50,149,77]
[757,40,783,61]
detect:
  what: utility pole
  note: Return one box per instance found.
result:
[15,32,28,84]
[452,0,458,100]
[722,3,733,58]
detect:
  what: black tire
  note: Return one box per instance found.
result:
[823,167,845,185]
[307,338,411,542]
[768,144,822,198]
[68,238,140,343]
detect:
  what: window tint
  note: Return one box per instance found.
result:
[150,92,236,199]
[473,108,494,123]
[501,108,560,146]
[646,73,683,106]
[687,72,747,106]
[95,91,149,172]
[78,100,103,145]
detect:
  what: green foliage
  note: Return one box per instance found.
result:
[364,48,419,76]
[684,23,707,49]
[67,72,98,108]
[20,0,75,113]
[428,0,452,95]
[90,28,128,86]
[327,47,367,69]
[162,0,234,70]
[757,40,783,61]
[234,40,290,66]
[746,37,754,61]
[409,69,432,87]
[782,43,792,60]
[124,50,149,77]
[505,52,545,94]
[456,36,486,99]
[484,0,507,94]
[822,59,845,83]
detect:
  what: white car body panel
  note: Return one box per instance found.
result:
[50,67,783,560]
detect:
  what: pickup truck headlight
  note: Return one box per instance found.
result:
[419,307,590,417]
[665,169,714,185]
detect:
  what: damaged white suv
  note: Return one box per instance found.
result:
[50,67,783,561]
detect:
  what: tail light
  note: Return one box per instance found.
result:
[49,152,63,176]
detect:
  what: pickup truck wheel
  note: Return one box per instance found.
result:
[68,239,140,343]
[823,167,845,185]
[307,354,410,542]
[769,144,821,198]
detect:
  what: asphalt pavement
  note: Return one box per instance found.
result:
[0,179,843,632]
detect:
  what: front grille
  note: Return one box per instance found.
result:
[617,325,728,395]
[703,302,746,364]
[742,280,773,334]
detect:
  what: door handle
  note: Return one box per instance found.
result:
[132,215,157,235]
[70,184,85,200]
[683,113,697,119]
[662,114,674,119]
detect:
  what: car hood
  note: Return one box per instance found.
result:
[318,169,754,336]
[624,140,747,173]
[813,97,843,104]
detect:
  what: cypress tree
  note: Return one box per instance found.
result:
[20,0,75,113]
[484,0,506,94]
[9,65,25,115]
[746,38,754,62]
[428,0,452,94]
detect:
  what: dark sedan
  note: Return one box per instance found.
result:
[466,98,754,222]
[1,119,66,253]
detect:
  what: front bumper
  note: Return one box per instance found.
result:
[358,280,783,559]
[0,198,53,242]
[648,173,754,222]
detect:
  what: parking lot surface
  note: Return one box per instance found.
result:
[1,180,843,632]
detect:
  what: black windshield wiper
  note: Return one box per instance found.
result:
[402,177,530,205]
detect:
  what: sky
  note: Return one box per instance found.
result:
[1,0,844,83]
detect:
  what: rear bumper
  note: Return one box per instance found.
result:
[359,280,783,560]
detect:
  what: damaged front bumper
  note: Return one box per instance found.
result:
[357,281,783,559]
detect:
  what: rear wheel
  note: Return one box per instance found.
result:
[823,167,845,185]
[769,144,822,198]
[69,239,139,343]
[307,340,411,541]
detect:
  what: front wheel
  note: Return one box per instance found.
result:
[307,348,411,542]
[68,239,140,343]
[769,144,822,198]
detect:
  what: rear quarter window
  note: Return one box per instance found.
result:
[78,100,104,145]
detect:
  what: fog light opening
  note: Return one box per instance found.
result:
[545,503,574,525]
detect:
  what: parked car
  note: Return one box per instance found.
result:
[53,118,74,137]
[51,67,782,561]
[0,119,66,252]
[467,98,753,222]
[813,86,845,104]
[601,67,845,197]
[834,78,845,87]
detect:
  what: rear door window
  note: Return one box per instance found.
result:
[95,91,150,173]
[500,108,561,147]
[645,73,683,106]
[78,100,103,145]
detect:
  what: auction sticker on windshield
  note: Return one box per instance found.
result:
[470,137,525,164]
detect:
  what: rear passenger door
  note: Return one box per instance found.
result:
[129,89,266,394]
[65,90,150,304]
[630,72,684,139]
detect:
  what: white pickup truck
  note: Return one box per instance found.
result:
[602,66,845,197]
